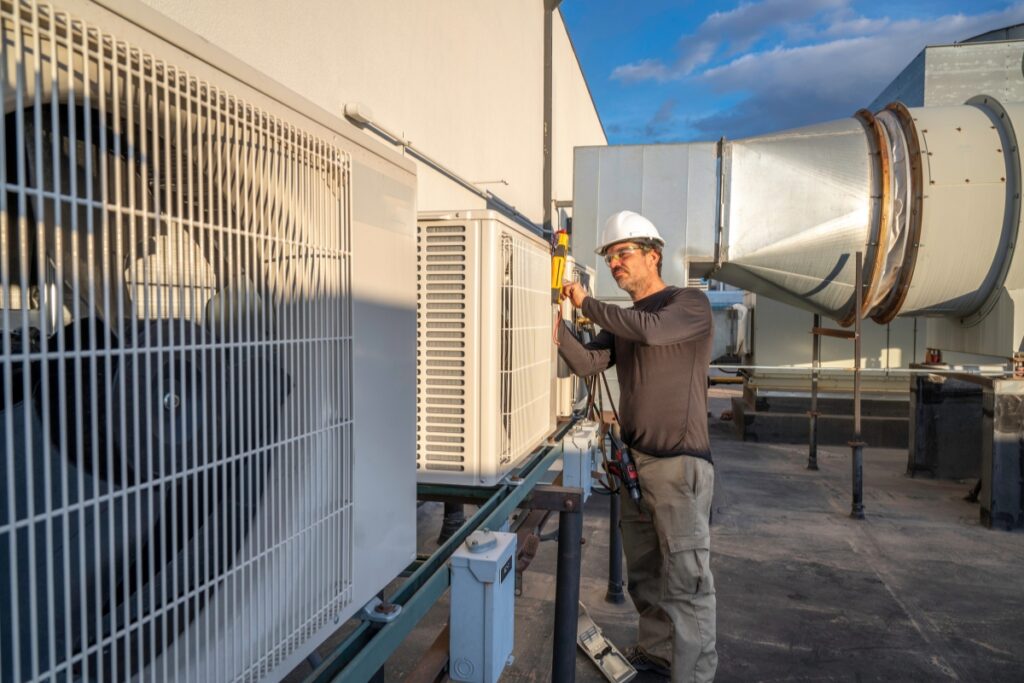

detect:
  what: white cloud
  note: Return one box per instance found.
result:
[612,0,850,82]
[690,3,1024,137]
[822,15,891,37]
[611,58,673,83]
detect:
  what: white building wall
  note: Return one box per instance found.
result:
[746,296,926,395]
[552,16,606,211]
[138,0,606,224]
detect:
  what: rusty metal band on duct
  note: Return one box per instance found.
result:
[871,101,924,324]
[839,109,892,327]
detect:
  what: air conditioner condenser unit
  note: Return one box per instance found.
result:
[0,2,417,681]
[417,211,556,486]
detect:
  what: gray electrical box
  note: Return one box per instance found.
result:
[450,530,518,682]
[562,421,601,502]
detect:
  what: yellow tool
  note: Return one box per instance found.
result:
[551,230,569,304]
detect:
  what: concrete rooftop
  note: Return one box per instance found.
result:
[296,387,1024,682]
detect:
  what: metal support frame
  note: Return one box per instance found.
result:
[807,313,821,471]
[807,252,866,518]
[553,500,584,682]
[850,252,866,519]
[605,490,625,604]
[306,417,581,682]
[437,502,466,545]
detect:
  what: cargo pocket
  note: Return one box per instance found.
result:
[665,535,712,598]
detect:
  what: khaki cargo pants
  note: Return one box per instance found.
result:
[621,451,717,683]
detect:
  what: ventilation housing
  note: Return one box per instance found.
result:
[417,211,556,486]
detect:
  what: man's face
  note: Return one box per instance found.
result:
[604,241,658,294]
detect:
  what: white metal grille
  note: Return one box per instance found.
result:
[0,2,353,681]
[497,231,552,466]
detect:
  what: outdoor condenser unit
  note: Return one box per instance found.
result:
[0,1,417,681]
[417,211,556,486]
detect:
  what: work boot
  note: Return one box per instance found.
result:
[624,646,670,678]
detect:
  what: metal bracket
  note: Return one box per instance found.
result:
[577,602,637,683]
[524,484,583,512]
[360,597,403,624]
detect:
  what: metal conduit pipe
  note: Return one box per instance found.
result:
[704,95,1024,327]
[342,102,544,236]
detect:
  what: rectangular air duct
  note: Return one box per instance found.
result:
[0,1,417,681]
[417,211,556,486]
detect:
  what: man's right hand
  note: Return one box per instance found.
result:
[562,282,587,308]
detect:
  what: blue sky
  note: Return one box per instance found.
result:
[561,1,1024,143]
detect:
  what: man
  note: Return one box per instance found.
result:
[558,210,716,682]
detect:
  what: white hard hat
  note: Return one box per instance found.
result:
[595,210,665,255]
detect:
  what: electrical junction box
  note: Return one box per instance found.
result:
[450,530,518,683]
[562,421,602,502]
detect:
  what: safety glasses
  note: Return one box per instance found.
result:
[603,244,646,265]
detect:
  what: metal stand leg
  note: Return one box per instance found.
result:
[605,490,625,604]
[850,251,866,520]
[437,502,465,545]
[808,313,821,471]
[851,442,865,519]
[552,507,583,682]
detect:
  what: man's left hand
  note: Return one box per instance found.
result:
[561,282,587,308]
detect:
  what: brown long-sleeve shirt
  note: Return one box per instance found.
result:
[558,286,714,462]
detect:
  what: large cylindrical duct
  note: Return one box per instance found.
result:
[716,117,878,321]
[708,95,1023,326]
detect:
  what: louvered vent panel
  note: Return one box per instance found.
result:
[418,224,467,472]
[0,2,353,681]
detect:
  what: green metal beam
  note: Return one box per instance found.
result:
[332,567,450,682]
[306,418,580,683]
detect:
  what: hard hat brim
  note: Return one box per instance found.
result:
[594,236,665,256]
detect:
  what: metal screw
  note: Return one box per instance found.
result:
[163,393,181,411]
